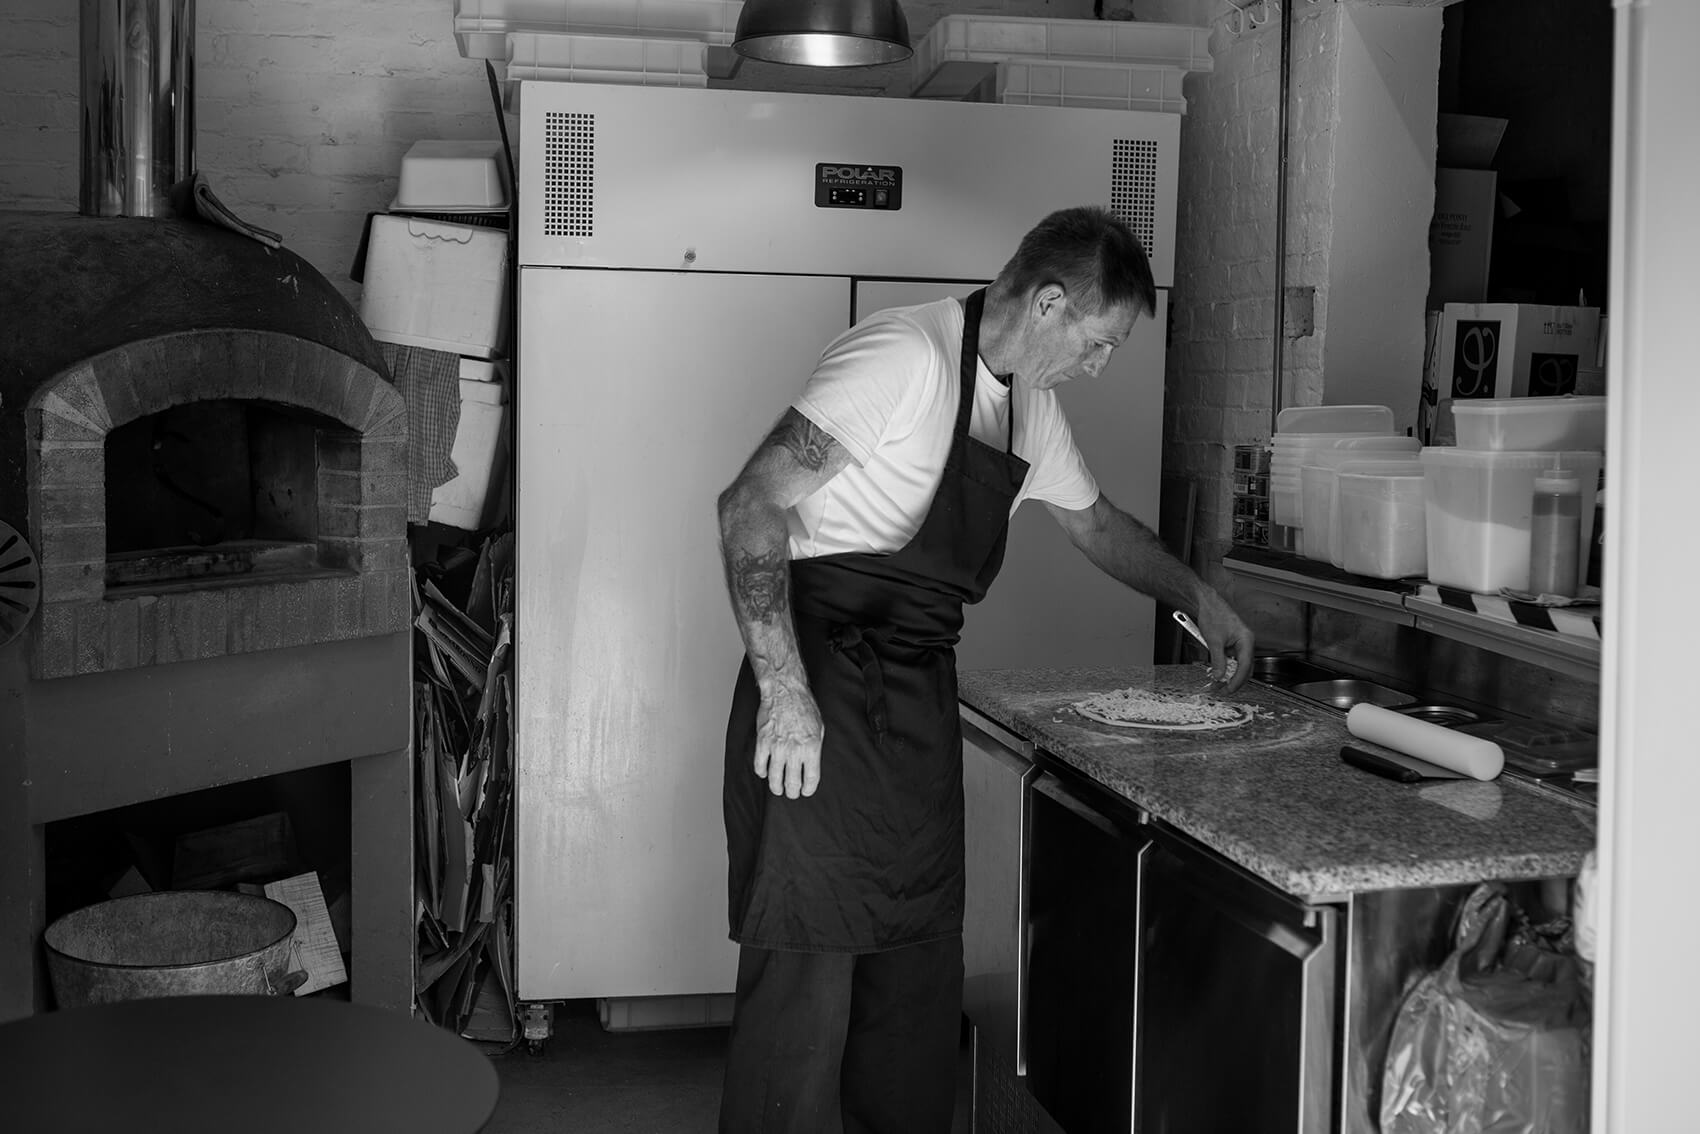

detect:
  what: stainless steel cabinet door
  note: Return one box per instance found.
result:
[515,268,853,1001]
[1135,834,1339,1134]
[961,708,1037,1064]
[1025,773,1149,1134]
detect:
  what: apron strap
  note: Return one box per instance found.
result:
[828,623,889,738]
[952,290,985,466]
[956,288,1017,460]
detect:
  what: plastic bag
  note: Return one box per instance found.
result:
[1380,882,1591,1134]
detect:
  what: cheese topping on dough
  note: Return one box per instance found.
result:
[1074,687,1251,729]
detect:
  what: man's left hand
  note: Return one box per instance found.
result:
[1195,588,1255,694]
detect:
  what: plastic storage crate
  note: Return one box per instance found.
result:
[502,31,711,99]
[454,0,743,59]
[912,15,1212,102]
[508,30,709,73]
[994,59,1189,113]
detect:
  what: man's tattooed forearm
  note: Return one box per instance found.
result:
[730,546,790,623]
[776,416,836,472]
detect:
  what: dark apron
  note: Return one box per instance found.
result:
[724,289,1030,953]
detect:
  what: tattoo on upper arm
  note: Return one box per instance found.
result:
[730,545,790,623]
[773,413,838,472]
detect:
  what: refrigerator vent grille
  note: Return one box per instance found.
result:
[1110,139,1160,260]
[543,111,595,237]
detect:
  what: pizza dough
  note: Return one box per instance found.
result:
[1073,687,1256,732]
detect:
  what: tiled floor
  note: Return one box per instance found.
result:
[481,999,973,1133]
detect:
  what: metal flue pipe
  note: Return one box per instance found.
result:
[79,0,195,218]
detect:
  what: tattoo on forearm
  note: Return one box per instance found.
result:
[775,416,836,472]
[731,546,790,623]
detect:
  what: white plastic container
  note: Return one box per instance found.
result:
[1327,458,1422,568]
[1275,405,1395,435]
[394,140,509,211]
[1271,481,1301,529]
[1338,471,1428,579]
[1419,447,1604,593]
[430,374,511,530]
[1450,396,1607,452]
[359,216,510,358]
[1298,465,1335,563]
[1298,458,1421,567]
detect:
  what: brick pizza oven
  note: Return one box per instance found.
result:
[0,0,413,1020]
[7,215,410,677]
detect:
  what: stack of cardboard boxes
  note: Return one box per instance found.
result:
[1421,115,1604,444]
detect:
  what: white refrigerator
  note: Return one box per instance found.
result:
[514,81,1181,1005]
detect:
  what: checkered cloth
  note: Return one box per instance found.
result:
[378,342,462,523]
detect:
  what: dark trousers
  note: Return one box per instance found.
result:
[718,936,965,1134]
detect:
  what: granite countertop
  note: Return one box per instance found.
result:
[958,664,1597,901]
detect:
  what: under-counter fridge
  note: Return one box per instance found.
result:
[514,80,1181,1004]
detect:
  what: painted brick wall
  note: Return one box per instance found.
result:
[1,0,504,305]
[0,0,1094,306]
[1160,0,1341,584]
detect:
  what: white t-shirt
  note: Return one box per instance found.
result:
[789,297,1099,559]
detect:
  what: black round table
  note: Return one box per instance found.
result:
[0,995,500,1133]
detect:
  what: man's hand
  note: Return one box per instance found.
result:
[754,680,824,798]
[1195,587,1255,694]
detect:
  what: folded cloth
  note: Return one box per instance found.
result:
[1498,585,1601,608]
[170,172,283,249]
[377,342,462,523]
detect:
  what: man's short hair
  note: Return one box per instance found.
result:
[996,206,1157,321]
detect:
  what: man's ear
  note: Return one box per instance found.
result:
[1033,283,1068,321]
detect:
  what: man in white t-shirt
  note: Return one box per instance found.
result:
[715,206,1253,1133]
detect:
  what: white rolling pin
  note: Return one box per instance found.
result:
[1345,703,1504,781]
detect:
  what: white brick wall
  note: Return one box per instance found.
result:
[1161,1,1342,581]
[1,0,502,304]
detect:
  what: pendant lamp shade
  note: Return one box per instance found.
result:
[733,0,913,67]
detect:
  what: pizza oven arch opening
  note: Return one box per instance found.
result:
[104,398,354,589]
[21,320,411,678]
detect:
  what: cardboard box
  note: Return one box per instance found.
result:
[1429,168,1498,307]
[1433,303,1602,402]
[359,216,510,358]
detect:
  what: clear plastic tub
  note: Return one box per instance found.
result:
[1328,459,1422,567]
[1299,459,1421,567]
[1338,472,1427,579]
[1419,448,1604,593]
[1272,434,1417,481]
[1451,396,1607,451]
[1275,405,1395,435]
[1271,481,1300,528]
[1298,465,1335,563]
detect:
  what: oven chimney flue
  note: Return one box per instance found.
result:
[79,0,195,218]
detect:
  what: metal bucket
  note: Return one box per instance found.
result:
[43,890,298,1007]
